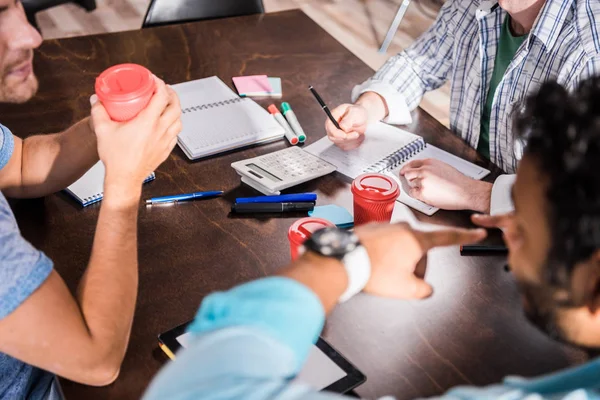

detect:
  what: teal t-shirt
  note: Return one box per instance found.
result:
[478,15,527,159]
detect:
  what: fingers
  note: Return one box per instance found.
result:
[416,227,487,251]
[408,187,423,200]
[408,278,433,299]
[402,167,423,181]
[338,106,364,134]
[158,95,182,132]
[325,119,352,141]
[326,104,365,142]
[140,76,170,119]
[471,213,512,229]
[334,133,365,151]
[165,119,182,141]
[90,100,112,131]
[400,159,430,175]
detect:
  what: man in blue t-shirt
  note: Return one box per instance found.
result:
[0,1,182,398]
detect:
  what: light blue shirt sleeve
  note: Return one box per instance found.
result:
[143,276,600,400]
[0,191,53,320]
[0,124,15,171]
[0,123,53,320]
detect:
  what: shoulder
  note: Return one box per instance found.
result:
[574,0,600,57]
[443,0,481,15]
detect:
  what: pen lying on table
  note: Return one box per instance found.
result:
[231,202,315,213]
[235,193,317,204]
[146,190,223,205]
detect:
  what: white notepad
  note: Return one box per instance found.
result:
[172,76,285,160]
[65,161,155,207]
[304,122,490,216]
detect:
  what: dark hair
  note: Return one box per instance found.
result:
[515,78,600,289]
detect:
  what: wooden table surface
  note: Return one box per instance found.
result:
[0,10,586,400]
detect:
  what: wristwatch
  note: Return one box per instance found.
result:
[302,227,371,302]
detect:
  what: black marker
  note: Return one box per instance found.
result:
[460,245,508,255]
[231,202,315,213]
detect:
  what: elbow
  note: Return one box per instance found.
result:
[86,365,121,387]
[79,363,121,387]
[72,354,123,387]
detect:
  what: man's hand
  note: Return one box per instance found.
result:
[285,222,486,313]
[356,223,486,299]
[325,103,369,150]
[324,92,389,151]
[91,76,182,200]
[471,213,522,251]
[400,158,493,213]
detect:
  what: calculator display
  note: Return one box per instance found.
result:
[246,163,282,182]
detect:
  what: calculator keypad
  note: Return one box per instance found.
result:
[258,147,333,178]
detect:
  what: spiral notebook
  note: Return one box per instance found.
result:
[304,122,490,215]
[172,76,285,160]
[65,161,155,207]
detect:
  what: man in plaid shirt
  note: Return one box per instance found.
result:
[325,0,600,215]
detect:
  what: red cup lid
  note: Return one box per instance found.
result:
[351,173,400,201]
[95,64,155,102]
[288,217,335,244]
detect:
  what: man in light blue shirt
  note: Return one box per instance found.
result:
[144,78,600,399]
[0,1,182,398]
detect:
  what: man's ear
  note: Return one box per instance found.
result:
[569,251,600,313]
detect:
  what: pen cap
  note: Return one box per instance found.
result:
[267,104,280,114]
[351,173,400,226]
[95,64,155,122]
[288,217,335,261]
[281,102,292,114]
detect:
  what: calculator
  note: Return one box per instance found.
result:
[231,147,337,195]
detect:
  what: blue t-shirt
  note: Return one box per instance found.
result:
[0,124,60,399]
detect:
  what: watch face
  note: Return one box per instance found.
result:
[309,227,359,258]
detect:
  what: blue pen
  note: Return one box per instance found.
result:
[146,190,223,205]
[235,193,317,204]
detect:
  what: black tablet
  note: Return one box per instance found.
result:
[158,321,366,394]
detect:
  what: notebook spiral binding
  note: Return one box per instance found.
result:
[181,97,246,114]
[77,173,156,207]
[365,137,426,173]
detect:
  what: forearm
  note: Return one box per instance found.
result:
[278,252,347,314]
[5,118,98,198]
[76,183,141,381]
[145,256,344,400]
[470,180,493,214]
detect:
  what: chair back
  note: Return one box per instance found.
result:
[143,0,265,28]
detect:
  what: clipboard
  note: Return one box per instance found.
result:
[158,321,366,394]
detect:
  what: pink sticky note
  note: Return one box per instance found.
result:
[232,75,273,95]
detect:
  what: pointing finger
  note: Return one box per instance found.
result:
[416,227,487,252]
[471,213,513,229]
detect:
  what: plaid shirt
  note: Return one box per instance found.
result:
[353,0,600,173]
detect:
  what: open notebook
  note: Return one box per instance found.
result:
[172,76,285,160]
[65,161,155,207]
[304,122,490,215]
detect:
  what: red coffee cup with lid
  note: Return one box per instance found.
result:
[351,173,400,226]
[95,63,155,122]
[288,217,335,261]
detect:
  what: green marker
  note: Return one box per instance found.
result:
[280,102,307,143]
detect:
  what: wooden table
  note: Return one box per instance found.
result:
[1,10,586,400]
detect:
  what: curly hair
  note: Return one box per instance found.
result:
[514,77,600,292]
